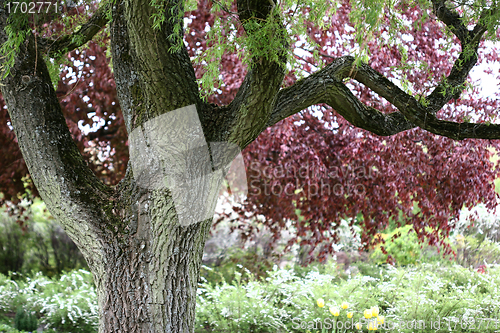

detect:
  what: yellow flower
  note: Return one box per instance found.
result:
[377,316,385,325]
[355,322,362,330]
[371,306,379,317]
[368,321,377,330]
[329,306,340,316]
[341,301,349,309]
[364,309,373,319]
[317,298,325,308]
[347,312,354,318]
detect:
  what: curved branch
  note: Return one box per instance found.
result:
[38,1,111,58]
[267,3,500,140]
[427,0,490,112]
[269,55,500,140]
[268,56,416,136]
[431,0,471,45]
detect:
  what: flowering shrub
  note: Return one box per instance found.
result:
[456,204,500,243]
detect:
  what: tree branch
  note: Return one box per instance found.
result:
[38,1,111,58]
[431,0,471,45]
[110,0,202,134]
[269,55,500,140]
[0,11,116,252]
[225,0,288,148]
[426,0,489,112]
[268,56,416,136]
[267,3,500,140]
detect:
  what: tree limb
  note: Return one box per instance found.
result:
[0,11,116,252]
[431,0,471,45]
[268,3,500,140]
[225,0,288,148]
[426,0,489,112]
[269,54,500,140]
[268,56,416,136]
[38,1,111,58]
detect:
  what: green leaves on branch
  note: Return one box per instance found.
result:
[0,0,109,81]
[150,0,192,52]
[0,10,29,79]
[195,0,336,98]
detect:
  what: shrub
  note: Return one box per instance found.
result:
[0,200,88,277]
[455,204,500,242]
[370,225,422,265]
[454,235,500,268]
[0,323,24,333]
[0,214,29,276]
[0,263,499,333]
[196,263,500,332]
[14,307,38,331]
[0,270,98,332]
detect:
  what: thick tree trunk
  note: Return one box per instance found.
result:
[0,9,213,332]
[95,189,212,332]
[1,0,286,331]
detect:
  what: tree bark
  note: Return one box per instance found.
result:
[1,2,217,332]
[94,181,213,332]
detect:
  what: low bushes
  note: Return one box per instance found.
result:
[0,263,499,332]
[196,263,500,332]
[0,199,88,278]
[0,270,97,332]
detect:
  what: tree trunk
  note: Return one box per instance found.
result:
[94,190,213,332]
[0,12,213,333]
[1,0,286,331]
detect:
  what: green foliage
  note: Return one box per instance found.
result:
[371,225,423,265]
[0,262,499,332]
[193,0,500,99]
[452,204,500,268]
[0,0,103,81]
[201,249,277,286]
[0,323,24,333]
[14,307,37,332]
[0,8,29,79]
[195,0,336,98]
[0,200,88,277]
[0,270,97,332]
[455,235,500,268]
[196,263,500,332]
[0,214,30,276]
[150,0,187,52]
